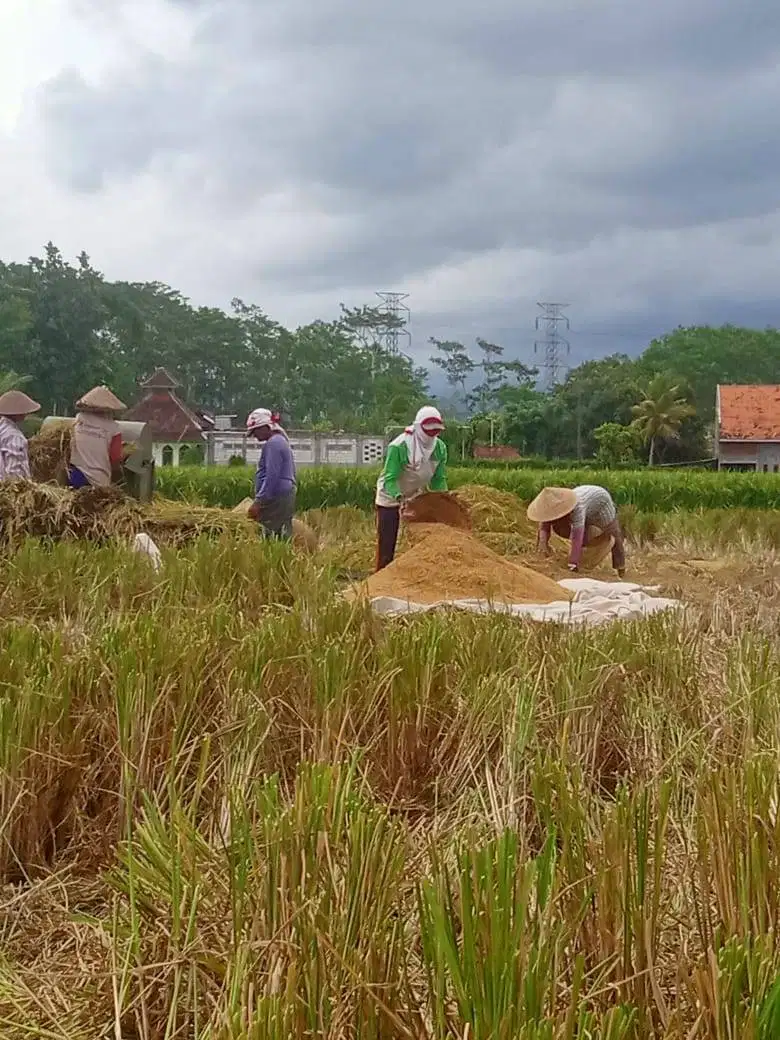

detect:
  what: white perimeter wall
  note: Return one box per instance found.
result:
[206,431,386,467]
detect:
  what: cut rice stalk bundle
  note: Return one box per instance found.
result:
[28,421,137,487]
[27,422,72,484]
[142,500,253,547]
[0,481,142,546]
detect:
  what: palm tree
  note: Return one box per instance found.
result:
[0,370,31,395]
[631,376,694,466]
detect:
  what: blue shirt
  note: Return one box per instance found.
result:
[255,433,296,502]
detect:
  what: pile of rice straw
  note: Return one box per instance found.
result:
[28,422,137,484]
[143,500,254,547]
[28,423,72,484]
[0,481,319,552]
[0,481,141,545]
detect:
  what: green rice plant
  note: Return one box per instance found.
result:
[105,761,412,1038]
[156,464,780,512]
[418,827,564,1038]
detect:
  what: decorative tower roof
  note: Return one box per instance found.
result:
[125,368,207,443]
[140,367,179,390]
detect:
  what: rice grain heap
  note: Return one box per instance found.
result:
[352,524,571,605]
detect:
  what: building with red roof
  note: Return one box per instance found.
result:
[472,444,521,461]
[716,384,780,472]
[125,368,210,467]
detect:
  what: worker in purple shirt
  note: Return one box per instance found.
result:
[245,408,297,539]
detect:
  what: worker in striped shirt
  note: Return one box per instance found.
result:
[527,485,626,577]
[0,390,41,481]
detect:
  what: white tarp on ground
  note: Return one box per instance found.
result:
[364,578,681,627]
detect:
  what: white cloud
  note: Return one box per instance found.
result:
[1,0,779,367]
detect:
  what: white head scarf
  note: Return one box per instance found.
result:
[246,408,288,439]
[403,405,444,469]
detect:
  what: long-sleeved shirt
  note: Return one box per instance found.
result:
[0,416,31,480]
[255,433,296,503]
[375,437,447,507]
[539,485,619,567]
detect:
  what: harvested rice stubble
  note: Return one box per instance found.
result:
[353,523,571,605]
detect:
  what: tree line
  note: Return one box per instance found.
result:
[3,244,780,463]
[431,326,780,465]
[0,244,429,432]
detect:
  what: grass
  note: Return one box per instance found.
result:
[0,504,779,1036]
[156,464,780,512]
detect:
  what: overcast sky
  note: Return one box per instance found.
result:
[2,0,780,374]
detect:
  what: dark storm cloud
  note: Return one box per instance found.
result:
[33,0,780,352]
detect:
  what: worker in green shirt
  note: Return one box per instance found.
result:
[374,405,448,570]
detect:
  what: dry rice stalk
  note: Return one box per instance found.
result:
[28,422,137,486]
[142,500,254,547]
[0,483,320,555]
[27,422,72,484]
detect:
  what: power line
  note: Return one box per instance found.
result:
[534,301,570,387]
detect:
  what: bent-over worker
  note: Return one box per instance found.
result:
[0,390,41,481]
[374,405,447,571]
[528,484,626,578]
[68,385,126,489]
[246,408,296,539]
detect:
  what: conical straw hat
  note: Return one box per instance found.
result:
[0,390,40,416]
[75,385,126,412]
[527,486,578,523]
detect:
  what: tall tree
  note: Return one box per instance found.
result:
[429,338,476,398]
[470,338,505,412]
[551,354,639,459]
[2,244,110,412]
[501,387,565,457]
[631,376,695,465]
[637,325,780,421]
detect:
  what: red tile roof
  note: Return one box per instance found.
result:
[125,388,207,442]
[472,444,521,460]
[718,384,780,441]
[141,367,179,389]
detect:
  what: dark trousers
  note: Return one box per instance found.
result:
[375,506,400,571]
[258,491,296,540]
[67,466,90,489]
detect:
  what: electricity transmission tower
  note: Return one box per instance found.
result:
[534,302,570,387]
[375,291,411,359]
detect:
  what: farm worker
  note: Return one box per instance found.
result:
[374,405,447,571]
[0,390,41,481]
[68,386,126,489]
[528,485,626,577]
[246,408,297,539]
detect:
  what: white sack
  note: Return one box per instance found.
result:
[132,532,162,572]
